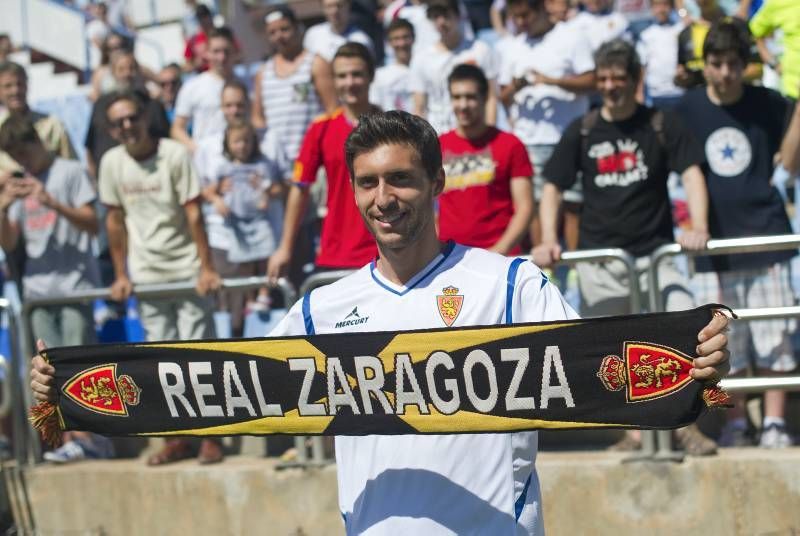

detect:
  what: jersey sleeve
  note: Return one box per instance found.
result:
[663,112,704,174]
[173,81,194,120]
[569,32,595,74]
[542,119,582,191]
[497,45,515,87]
[478,42,498,80]
[408,55,427,94]
[292,119,325,185]
[268,300,307,337]
[172,145,201,204]
[749,3,776,38]
[508,134,533,179]
[69,163,97,208]
[97,153,121,207]
[511,261,579,324]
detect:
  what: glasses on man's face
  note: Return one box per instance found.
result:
[108,113,141,129]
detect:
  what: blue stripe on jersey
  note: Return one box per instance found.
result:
[369,241,456,296]
[302,292,315,335]
[515,472,533,521]
[505,258,525,325]
[540,270,549,290]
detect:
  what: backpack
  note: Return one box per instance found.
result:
[579,108,666,156]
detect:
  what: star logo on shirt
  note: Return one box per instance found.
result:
[721,144,736,160]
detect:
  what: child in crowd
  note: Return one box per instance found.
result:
[207,121,285,312]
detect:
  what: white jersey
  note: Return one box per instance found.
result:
[303,22,375,63]
[567,11,631,51]
[270,243,578,535]
[174,72,226,142]
[498,24,595,146]
[409,39,497,134]
[370,63,414,113]
[636,21,686,99]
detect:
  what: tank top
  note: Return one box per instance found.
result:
[260,51,323,162]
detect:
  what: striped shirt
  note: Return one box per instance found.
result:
[259,52,323,162]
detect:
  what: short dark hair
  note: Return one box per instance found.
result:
[448,63,488,98]
[505,0,544,10]
[195,4,213,19]
[386,17,415,37]
[703,18,751,64]
[332,42,375,78]
[103,89,144,119]
[208,26,236,44]
[594,38,642,81]
[345,111,441,182]
[427,0,460,18]
[0,115,41,152]
[222,78,250,98]
[264,5,299,26]
[0,61,27,81]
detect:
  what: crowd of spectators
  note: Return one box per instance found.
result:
[1,0,799,463]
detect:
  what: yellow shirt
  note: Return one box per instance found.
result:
[0,110,77,172]
[750,0,800,99]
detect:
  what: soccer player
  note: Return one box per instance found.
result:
[30,111,731,534]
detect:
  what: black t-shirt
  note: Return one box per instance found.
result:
[675,85,795,271]
[85,89,170,168]
[544,105,703,257]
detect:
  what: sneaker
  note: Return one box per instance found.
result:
[43,441,88,463]
[674,424,717,456]
[759,423,793,448]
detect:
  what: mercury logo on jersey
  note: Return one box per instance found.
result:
[589,138,649,188]
[335,307,370,329]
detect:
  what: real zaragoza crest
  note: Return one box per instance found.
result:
[63,364,141,416]
[436,286,463,327]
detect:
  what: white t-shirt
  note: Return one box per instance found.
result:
[270,243,578,535]
[567,11,631,51]
[303,22,374,63]
[636,21,686,99]
[409,39,497,134]
[174,72,227,142]
[499,25,595,146]
[370,63,414,113]
[382,0,474,59]
[98,139,201,284]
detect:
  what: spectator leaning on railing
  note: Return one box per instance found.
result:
[532,39,716,455]
[0,116,113,463]
[675,20,798,449]
[97,90,224,465]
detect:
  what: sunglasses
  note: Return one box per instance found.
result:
[108,113,141,129]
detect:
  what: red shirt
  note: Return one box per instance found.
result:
[184,31,209,72]
[438,128,532,253]
[293,109,377,268]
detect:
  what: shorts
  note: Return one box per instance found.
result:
[527,144,583,204]
[139,292,216,342]
[577,255,693,318]
[718,262,797,374]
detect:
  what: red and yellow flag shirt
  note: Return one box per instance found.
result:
[293,109,377,268]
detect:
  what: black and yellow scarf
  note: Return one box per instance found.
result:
[31,305,729,445]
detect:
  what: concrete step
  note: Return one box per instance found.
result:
[19,448,800,535]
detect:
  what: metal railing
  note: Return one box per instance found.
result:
[18,276,297,464]
[554,248,642,313]
[646,234,800,461]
